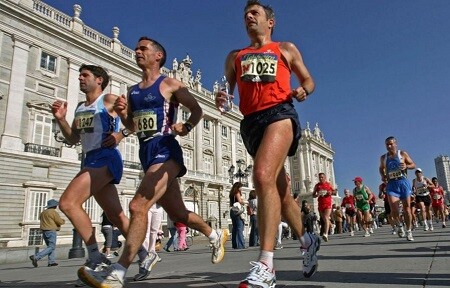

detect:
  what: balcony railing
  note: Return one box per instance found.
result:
[24,143,60,157]
[123,160,142,170]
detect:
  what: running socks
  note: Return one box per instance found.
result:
[208,229,218,242]
[259,250,274,271]
[86,243,102,264]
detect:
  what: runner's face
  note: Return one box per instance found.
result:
[78,69,101,93]
[244,5,272,34]
[319,174,326,182]
[134,40,159,67]
[385,139,397,153]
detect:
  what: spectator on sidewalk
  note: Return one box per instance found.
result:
[29,199,65,267]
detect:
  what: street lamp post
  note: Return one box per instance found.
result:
[228,159,253,186]
[52,120,85,259]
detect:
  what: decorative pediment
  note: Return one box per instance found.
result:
[26,101,52,111]
[182,143,193,149]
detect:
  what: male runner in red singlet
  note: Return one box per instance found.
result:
[216,1,318,287]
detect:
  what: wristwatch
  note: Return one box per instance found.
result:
[183,121,194,133]
[121,129,131,137]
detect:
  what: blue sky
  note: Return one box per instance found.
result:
[43,0,450,195]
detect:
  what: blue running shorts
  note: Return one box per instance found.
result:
[84,147,123,184]
[139,135,186,177]
[386,178,412,200]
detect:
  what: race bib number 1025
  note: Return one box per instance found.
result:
[240,53,278,83]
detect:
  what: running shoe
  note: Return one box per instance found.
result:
[274,243,283,250]
[350,231,354,237]
[406,230,414,241]
[391,228,397,235]
[238,261,276,288]
[424,223,429,231]
[211,228,229,264]
[133,251,159,281]
[443,223,447,228]
[369,228,374,234]
[83,254,112,270]
[397,226,405,238]
[429,224,434,231]
[78,264,124,288]
[321,234,328,242]
[302,233,320,278]
[364,230,370,237]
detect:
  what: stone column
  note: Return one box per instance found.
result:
[60,60,82,159]
[194,118,203,172]
[0,36,32,151]
[214,119,223,175]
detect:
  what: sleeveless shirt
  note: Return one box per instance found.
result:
[128,75,178,141]
[74,94,120,153]
[235,42,291,116]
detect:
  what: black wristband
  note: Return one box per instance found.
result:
[183,122,194,133]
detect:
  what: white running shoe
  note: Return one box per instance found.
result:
[398,226,405,238]
[391,228,397,235]
[429,225,434,231]
[274,242,283,250]
[211,229,229,264]
[133,251,159,281]
[369,228,374,234]
[78,264,124,288]
[302,233,320,278]
[322,234,328,242]
[406,230,414,241]
[350,231,354,237]
[424,223,429,231]
[364,230,370,237]
[238,261,276,288]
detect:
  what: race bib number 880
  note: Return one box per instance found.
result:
[240,53,278,83]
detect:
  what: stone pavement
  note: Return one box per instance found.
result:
[0,225,448,287]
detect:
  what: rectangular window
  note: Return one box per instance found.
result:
[208,201,219,219]
[183,149,193,171]
[33,114,53,146]
[119,136,139,163]
[29,190,48,221]
[221,126,228,138]
[28,228,43,246]
[203,119,210,131]
[222,159,230,176]
[204,154,213,174]
[182,110,190,121]
[40,52,57,72]
[84,197,101,223]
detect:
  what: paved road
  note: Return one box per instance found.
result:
[0,225,448,287]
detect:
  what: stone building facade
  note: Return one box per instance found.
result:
[0,0,337,248]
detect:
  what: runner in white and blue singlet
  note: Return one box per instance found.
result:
[379,136,416,241]
[52,65,149,285]
[75,93,123,183]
